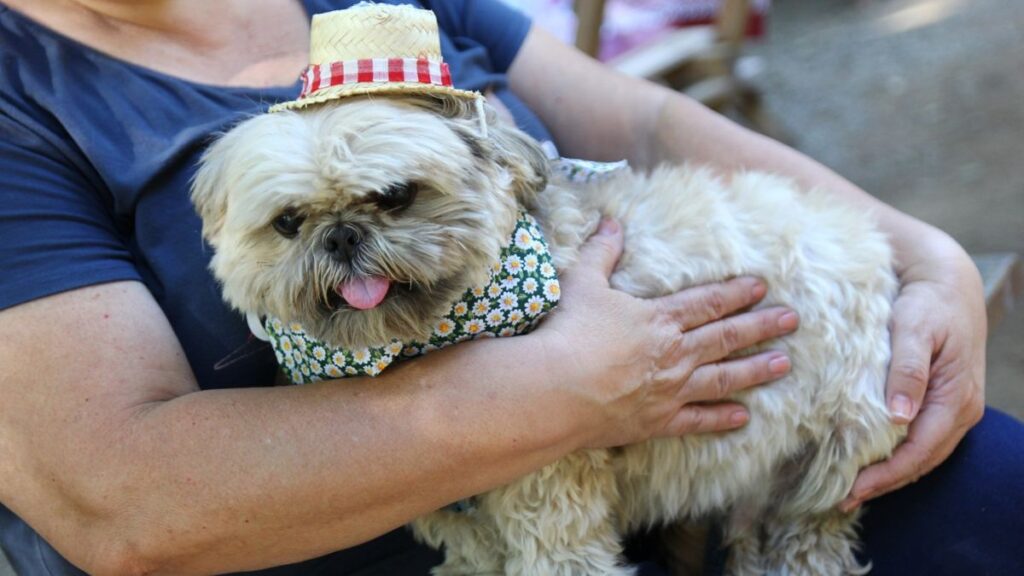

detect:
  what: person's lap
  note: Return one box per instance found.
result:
[686,407,1024,576]
[4,409,1021,575]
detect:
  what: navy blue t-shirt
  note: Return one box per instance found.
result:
[0,0,545,573]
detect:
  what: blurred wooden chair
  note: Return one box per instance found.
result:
[574,0,788,141]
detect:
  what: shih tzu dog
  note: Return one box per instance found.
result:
[191,94,904,575]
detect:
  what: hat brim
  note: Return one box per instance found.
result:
[269,82,481,113]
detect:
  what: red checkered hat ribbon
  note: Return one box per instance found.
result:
[298,57,453,100]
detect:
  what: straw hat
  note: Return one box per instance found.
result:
[269,3,482,113]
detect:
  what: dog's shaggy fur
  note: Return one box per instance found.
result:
[192,95,905,575]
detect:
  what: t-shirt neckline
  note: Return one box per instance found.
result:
[0,0,317,94]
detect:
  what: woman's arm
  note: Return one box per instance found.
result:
[0,227,795,575]
[508,27,986,507]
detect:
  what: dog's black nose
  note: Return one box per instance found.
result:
[323,225,362,262]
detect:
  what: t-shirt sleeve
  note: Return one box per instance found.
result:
[428,0,533,72]
[0,115,141,310]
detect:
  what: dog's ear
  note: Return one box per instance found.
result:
[484,118,549,208]
[410,96,549,207]
[190,137,232,245]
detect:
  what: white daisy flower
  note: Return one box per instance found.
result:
[344,366,358,376]
[473,300,491,317]
[526,296,545,317]
[500,275,518,289]
[284,356,295,369]
[464,319,485,335]
[388,341,403,356]
[514,228,533,249]
[293,373,305,385]
[403,345,421,357]
[504,255,523,275]
[312,347,327,361]
[423,344,439,353]
[289,322,304,333]
[491,260,502,274]
[292,335,306,349]
[271,318,283,332]
[279,337,293,353]
[367,364,381,377]
[532,241,544,253]
[498,291,517,311]
[508,310,524,325]
[452,302,469,317]
[522,278,538,293]
[540,262,555,278]
[434,318,455,337]
[274,350,285,364]
[543,279,561,301]
[374,358,390,374]
[523,254,539,272]
[486,310,504,327]
[300,364,311,376]
[332,351,347,366]
[487,283,502,298]
[310,360,322,374]
[352,348,371,364]
[499,327,515,337]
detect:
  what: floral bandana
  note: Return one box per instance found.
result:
[263,212,559,384]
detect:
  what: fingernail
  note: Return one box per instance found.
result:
[768,355,791,375]
[750,280,767,300]
[730,410,749,426]
[890,394,913,422]
[598,218,619,235]
[778,311,799,331]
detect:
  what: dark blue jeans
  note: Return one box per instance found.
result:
[4,409,1021,575]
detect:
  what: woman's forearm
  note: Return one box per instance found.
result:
[508,27,970,276]
[646,89,973,275]
[106,341,573,573]
[0,282,581,575]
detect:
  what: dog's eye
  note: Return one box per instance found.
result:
[373,182,419,213]
[272,210,305,238]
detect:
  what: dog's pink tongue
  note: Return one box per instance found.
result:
[338,276,391,310]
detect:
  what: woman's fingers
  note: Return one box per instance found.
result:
[655,276,768,332]
[684,307,799,366]
[683,351,791,403]
[659,402,751,437]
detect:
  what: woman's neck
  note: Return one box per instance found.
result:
[4,0,310,88]
[60,0,242,46]
[62,0,238,42]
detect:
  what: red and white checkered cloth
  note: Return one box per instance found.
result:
[299,57,453,99]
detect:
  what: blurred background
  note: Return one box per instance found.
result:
[505,0,1024,419]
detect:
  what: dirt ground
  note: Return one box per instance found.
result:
[747,0,1024,419]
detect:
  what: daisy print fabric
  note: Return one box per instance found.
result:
[264,212,559,384]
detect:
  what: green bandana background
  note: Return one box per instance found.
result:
[265,212,560,384]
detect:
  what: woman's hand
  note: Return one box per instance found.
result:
[841,234,986,511]
[536,219,798,450]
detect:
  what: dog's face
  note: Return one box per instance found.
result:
[192,96,548,348]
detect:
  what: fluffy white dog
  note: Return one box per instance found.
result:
[192,95,904,575]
